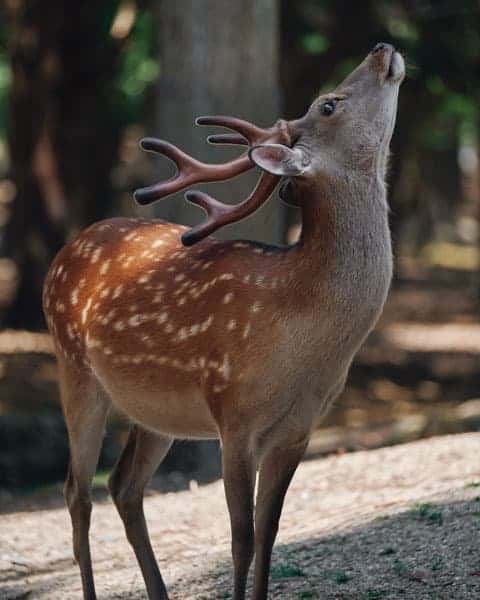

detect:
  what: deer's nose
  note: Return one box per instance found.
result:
[371,43,395,54]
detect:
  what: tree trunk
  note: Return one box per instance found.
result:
[151,0,283,243]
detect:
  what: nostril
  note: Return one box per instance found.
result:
[372,42,393,54]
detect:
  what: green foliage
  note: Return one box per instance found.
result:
[333,569,350,584]
[270,562,305,579]
[116,9,158,121]
[301,32,329,55]
[411,502,444,525]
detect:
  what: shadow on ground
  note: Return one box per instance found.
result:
[164,495,480,600]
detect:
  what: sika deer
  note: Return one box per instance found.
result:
[43,44,404,600]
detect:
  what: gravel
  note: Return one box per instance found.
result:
[1,433,479,599]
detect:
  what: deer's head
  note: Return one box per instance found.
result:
[251,44,405,199]
[135,44,405,245]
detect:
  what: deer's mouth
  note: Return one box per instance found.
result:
[387,51,405,82]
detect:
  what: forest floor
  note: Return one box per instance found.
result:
[1,432,480,599]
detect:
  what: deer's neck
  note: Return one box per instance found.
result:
[280,173,392,328]
[295,174,391,276]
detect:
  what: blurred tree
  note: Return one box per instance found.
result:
[149,0,284,243]
[1,0,156,328]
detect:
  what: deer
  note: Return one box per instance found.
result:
[42,43,404,600]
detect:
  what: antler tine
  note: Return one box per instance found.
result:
[196,115,271,143]
[181,172,280,246]
[134,138,252,205]
[197,115,290,147]
[206,133,248,146]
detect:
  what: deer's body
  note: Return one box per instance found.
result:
[43,45,403,600]
[45,176,391,439]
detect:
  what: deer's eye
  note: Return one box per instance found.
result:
[320,101,336,116]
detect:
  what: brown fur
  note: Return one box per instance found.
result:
[43,44,404,600]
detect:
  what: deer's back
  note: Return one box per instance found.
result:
[43,218,294,436]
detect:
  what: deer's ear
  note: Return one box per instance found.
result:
[249,144,310,177]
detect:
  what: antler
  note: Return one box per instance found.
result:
[134,116,291,246]
[182,171,279,246]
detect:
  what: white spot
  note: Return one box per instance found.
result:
[243,322,251,338]
[200,315,214,332]
[251,301,261,313]
[176,327,188,340]
[189,324,200,336]
[223,292,234,304]
[201,261,213,270]
[100,259,111,275]
[177,296,186,306]
[157,312,168,324]
[113,284,123,299]
[91,247,102,263]
[85,333,101,349]
[71,288,79,306]
[227,319,236,331]
[56,301,66,313]
[219,354,231,380]
[114,320,125,331]
[128,314,144,327]
[243,275,251,284]
[152,239,165,248]
[81,297,93,324]
[219,273,234,281]
[175,273,186,282]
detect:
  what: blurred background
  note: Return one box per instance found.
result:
[0,0,478,506]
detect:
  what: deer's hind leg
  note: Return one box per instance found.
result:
[59,360,110,600]
[108,425,172,600]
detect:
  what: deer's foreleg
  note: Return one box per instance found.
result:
[251,436,309,600]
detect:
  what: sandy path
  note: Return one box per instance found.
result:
[1,433,480,599]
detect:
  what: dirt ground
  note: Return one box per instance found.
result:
[1,432,480,599]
